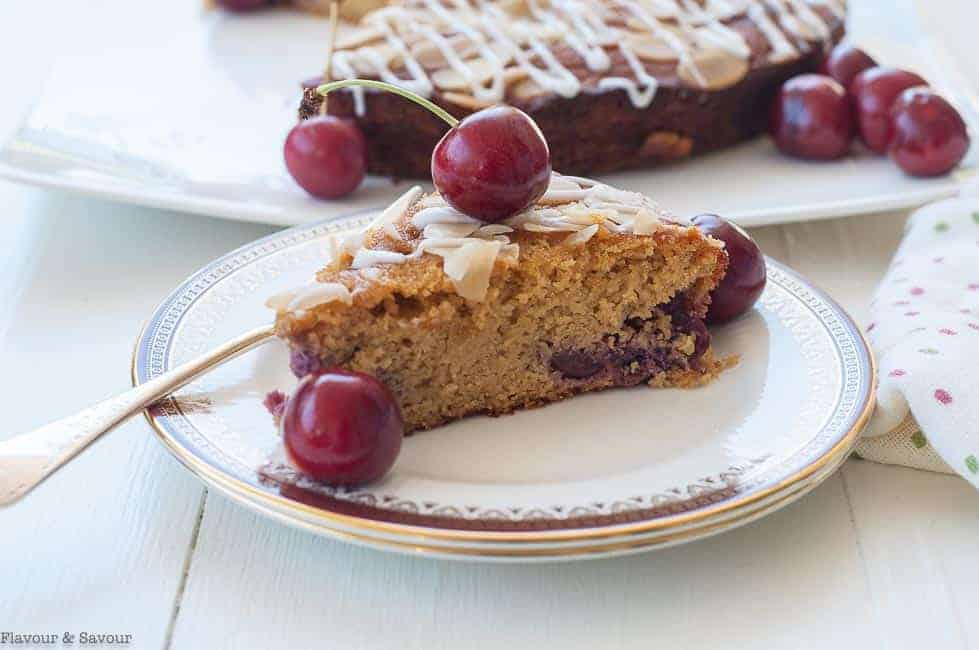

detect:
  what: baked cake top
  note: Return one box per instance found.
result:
[268,174,723,318]
[326,0,845,114]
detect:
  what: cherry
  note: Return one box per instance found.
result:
[851,67,928,153]
[432,106,551,223]
[888,88,970,177]
[819,44,877,90]
[284,116,367,199]
[316,79,551,221]
[769,74,854,160]
[281,369,404,486]
[215,0,269,10]
[692,215,767,324]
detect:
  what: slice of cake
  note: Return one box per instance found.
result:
[268,175,728,433]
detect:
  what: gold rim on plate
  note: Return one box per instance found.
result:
[131,213,877,553]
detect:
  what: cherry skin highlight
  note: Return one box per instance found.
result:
[769,74,854,160]
[432,106,551,223]
[888,88,970,177]
[819,43,877,90]
[851,67,928,153]
[284,116,367,199]
[281,369,404,486]
[692,214,767,324]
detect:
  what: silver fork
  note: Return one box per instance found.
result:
[0,324,275,507]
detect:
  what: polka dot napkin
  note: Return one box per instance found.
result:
[856,186,979,487]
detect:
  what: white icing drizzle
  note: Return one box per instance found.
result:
[748,2,798,62]
[326,0,840,114]
[598,42,658,108]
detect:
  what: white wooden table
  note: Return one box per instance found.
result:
[3,1,979,648]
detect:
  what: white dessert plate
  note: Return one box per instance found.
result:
[2,0,977,228]
[132,210,875,561]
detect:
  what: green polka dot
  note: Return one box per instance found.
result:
[966,455,979,474]
[935,221,950,232]
[911,431,928,449]
[972,212,979,225]
[919,347,940,355]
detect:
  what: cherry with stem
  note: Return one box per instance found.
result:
[317,79,552,222]
[284,2,369,199]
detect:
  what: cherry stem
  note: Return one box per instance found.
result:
[319,0,340,116]
[316,80,460,128]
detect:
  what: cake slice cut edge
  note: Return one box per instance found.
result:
[269,175,731,433]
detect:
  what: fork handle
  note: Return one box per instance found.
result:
[0,324,275,507]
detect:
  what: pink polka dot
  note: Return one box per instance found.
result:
[867,322,876,332]
[911,287,925,296]
[969,323,979,331]
[889,369,906,377]
[940,328,958,336]
[893,300,910,306]
[934,389,953,405]
[962,308,972,314]
[905,311,920,316]
[970,283,979,291]
[934,256,945,263]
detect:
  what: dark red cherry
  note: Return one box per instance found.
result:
[284,116,367,199]
[281,369,404,486]
[851,67,928,153]
[819,44,877,90]
[769,74,854,160]
[888,88,970,177]
[432,106,551,223]
[215,0,269,10]
[692,215,767,324]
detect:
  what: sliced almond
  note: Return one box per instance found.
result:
[429,240,503,302]
[423,222,480,239]
[441,92,494,110]
[335,25,385,50]
[281,282,353,312]
[339,0,387,22]
[562,224,600,247]
[411,35,478,68]
[477,224,514,236]
[498,0,531,18]
[677,48,748,90]
[509,77,547,102]
[348,44,404,75]
[702,0,750,21]
[631,0,677,20]
[503,66,529,84]
[625,33,680,63]
[431,58,498,91]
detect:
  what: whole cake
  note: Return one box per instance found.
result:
[268,174,729,433]
[299,0,846,178]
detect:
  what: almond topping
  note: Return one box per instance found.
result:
[431,59,499,91]
[624,33,679,63]
[677,48,749,90]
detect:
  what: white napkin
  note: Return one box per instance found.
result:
[856,182,979,487]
